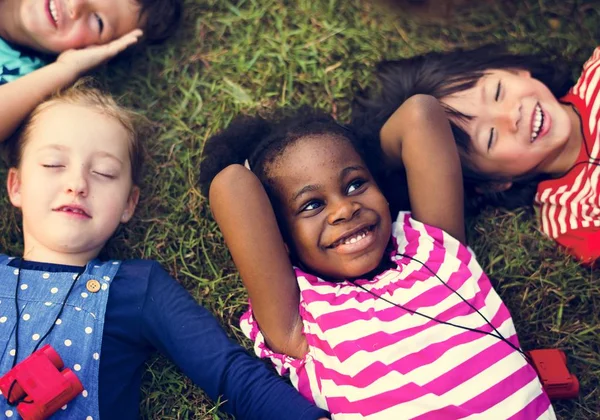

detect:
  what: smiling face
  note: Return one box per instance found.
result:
[7,102,139,265]
[267,135,392,280]
[10,0,141,53]
[442,69,578,179]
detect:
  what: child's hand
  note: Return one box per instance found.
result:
[56,29,143,77]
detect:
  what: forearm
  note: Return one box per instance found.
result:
[209,164,306,357]
[0,62,78,142]
[142,267,328,420]
[380,95,466,243]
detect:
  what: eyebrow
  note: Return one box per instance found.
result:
[291,183,322,203]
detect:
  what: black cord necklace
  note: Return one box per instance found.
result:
[7,259,85,404]
[352,252,530,362]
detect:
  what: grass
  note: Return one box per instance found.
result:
[1,0,599,418]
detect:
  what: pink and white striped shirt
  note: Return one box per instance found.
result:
[241,212,554,419]
[535,47,600,262]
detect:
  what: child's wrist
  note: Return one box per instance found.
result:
[50,61,82,85]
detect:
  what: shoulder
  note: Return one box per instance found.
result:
[110,259,176,299]
[566,47,600,101]
[0,38,46,84]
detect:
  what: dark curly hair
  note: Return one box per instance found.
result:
[137,0,183,45]
[352,44,575,213]
[199,107,385,203]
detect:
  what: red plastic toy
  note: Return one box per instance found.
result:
[527,349,579,400]
[0,344,83,420]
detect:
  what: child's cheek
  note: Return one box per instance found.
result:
[64,25,97,50]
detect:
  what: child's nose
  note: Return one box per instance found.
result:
[495,101,522,133]
[66,170,89,196]
[327,199,360,225]
[68,0,86,19]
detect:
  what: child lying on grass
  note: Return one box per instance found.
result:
[0,0,181,142]
[0,81,330,420]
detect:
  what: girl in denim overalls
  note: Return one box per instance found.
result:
[0,82,330,420]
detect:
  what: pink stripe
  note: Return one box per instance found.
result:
[458,364,539,414]
[322,285,498,362]
[325,381,434,416]
[506,391,552,420]
[312,260,483,331]
[413,364,538,420]
[422,338,518,395]
[309,318,514,392]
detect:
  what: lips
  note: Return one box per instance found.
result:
[47,0,59,28]
[53,205,91,218]
[327,224,375,248]
[530,102,551,143]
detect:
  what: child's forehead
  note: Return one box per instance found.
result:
[26,103,130,152]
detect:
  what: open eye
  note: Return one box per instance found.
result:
[95,13,104,35]
[347,179,366,194]
[300,200,323,213]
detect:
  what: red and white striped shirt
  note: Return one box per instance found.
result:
[536,47,600,263]
[241,212,554,419]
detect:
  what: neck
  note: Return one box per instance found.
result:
[537,103,584,176]
[22,239,100,267]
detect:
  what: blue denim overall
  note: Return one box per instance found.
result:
[0,255,120,419]
[0,38,45,85]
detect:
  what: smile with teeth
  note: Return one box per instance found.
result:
[49,0,59,24]
[330,226,372,248]
[531,104,544,142]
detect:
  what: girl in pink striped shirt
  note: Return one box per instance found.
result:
[201,95,553,419]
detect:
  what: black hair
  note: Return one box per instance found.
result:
[352,44,575,213]
[200,107,383,202]
[137,0,183,45]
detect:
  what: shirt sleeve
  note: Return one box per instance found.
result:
[140,262,330,420]
[554,227,600,265]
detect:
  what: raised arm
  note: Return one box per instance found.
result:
[380,94,466,244]
[209,164,307,359]
[0,30,142,142]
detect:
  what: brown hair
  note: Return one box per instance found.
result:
[8,79,148,185]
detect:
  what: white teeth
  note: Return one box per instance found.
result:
[530,104,543,142]
[49,0,58,24]
[342,230,367,245]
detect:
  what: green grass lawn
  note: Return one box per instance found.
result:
[2,0,599,418]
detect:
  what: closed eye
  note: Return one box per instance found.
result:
[93,171,115,179]
[95,14,104,35]
[42,164,64,168]
[487,127,495,151]
[495,80,501,101]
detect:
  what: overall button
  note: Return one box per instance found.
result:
[86,280,101,293]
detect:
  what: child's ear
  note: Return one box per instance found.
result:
[121,186,140,223]
[475,181,513,194]
[7,168,22,208]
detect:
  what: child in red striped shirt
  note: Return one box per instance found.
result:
[354,45,600,264]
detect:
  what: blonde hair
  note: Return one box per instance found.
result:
[9,78,148,185]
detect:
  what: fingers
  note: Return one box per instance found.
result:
[107,29,144,55]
